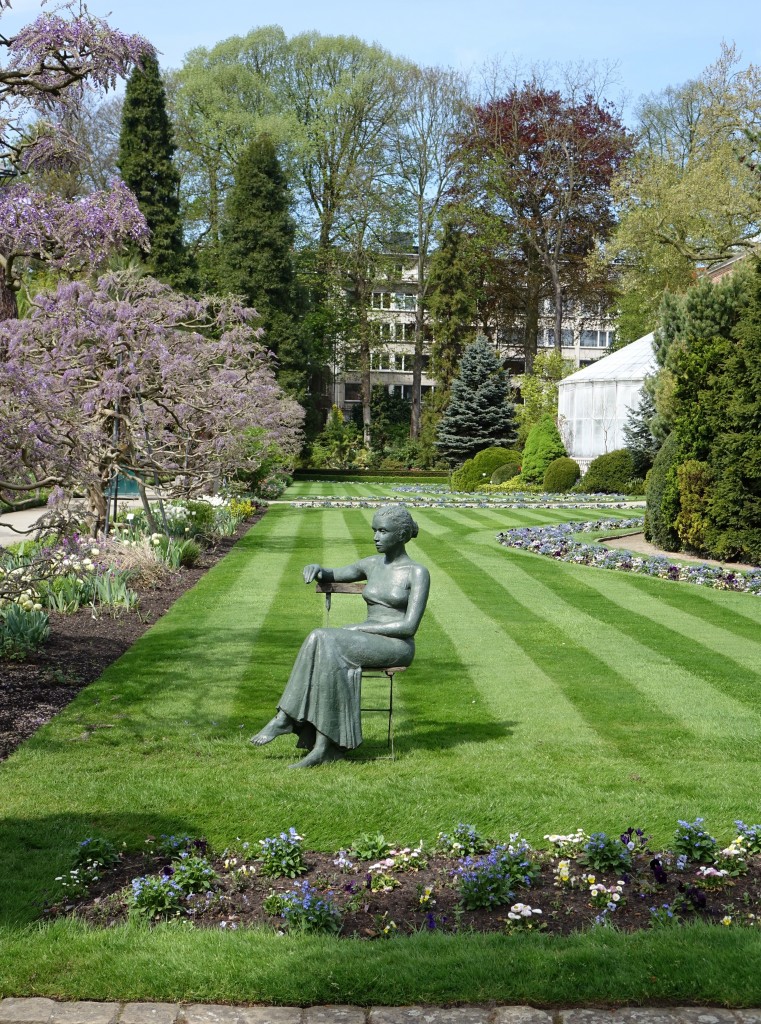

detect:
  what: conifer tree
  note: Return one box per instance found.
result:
[435,337,516,466]
[220,136,311,406]
[118,53,193,290]
[427,220,480,394]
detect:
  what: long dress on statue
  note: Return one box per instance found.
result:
[277,574,415,750]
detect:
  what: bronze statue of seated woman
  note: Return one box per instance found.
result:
[251,504,429,767]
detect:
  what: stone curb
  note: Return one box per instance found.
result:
[1,1003,760,1024]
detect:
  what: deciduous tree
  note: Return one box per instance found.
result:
[451,75,630,370]
[0,0,153,316]
[0,270,303,534]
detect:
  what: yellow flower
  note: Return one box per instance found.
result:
[721,916,732,926]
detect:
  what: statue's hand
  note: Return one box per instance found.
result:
[303,564,322,584]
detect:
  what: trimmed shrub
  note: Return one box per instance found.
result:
[451,447,520,492]
[543,457,581,492]
[491,453,522,484]
[644,432,681,550]
[703,432,761,565]
[520,415,566,484]
[675,460,713,553]
[578,449,634,494]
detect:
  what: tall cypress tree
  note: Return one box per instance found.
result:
[220,136,309,405]
[118,53,194,290]
[427,220,480,394]
[435,337,516,466]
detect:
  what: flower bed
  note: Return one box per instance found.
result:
[290,489,641,511]
[45,819,761,937]
[497,518,761,595]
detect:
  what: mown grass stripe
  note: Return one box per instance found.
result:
[412,526,681,757]
[410,513,605,745]
[509,549,761,715]
[480,547,761,743]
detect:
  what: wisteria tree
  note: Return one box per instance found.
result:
[0,0,153,316]
[0,270,304,534]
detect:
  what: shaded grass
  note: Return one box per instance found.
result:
[2,500,761,1001]
[1,920,761,1006]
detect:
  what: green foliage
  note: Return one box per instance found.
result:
[648,262,761,563]
[673,818,718,865]
[258,828,307,878]
[435,338,516,466]
[427,219,480,390]
[220,136,313,406]
[543,457,581,492]
[348,833,391,861]
[309,406,368,470]
[520,415,566,484]
[157,537,202,569]
[279,880,342,934]
[118,53,194,290]
[515,351,576,448]
[0,603,50,660]
[644,432,681,550]
[579,449,634,494]
[580,832,633,874]
[451,447,519,492]
[623,384,661,476]
[491,456,522,484]
[675,460,713,552]
[128,859,221,920]
[357,386,411,457]
[436,824,491,857]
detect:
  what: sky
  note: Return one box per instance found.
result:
[3,0,761,120]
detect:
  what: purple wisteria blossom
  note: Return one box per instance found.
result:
[1,0,153,167]
[0,270,304,534]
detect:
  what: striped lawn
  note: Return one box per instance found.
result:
[3,502,761,913]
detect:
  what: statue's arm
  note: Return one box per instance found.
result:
[302,560,368,585]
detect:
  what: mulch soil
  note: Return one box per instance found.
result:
[44,845,761,938]
[0,511,265,762]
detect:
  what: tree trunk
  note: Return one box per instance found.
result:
[523,251,541,375]
[0,278,18,321]
[410,214,425,439]
[553,276,563,355]
[88,485,108,538]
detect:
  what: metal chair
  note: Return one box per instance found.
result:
[315,580,406,758]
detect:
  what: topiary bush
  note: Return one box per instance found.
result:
[578,449,634,494]
[644,432,681,550]
[491,453,522,484]
[451,447,520,492]
[520,415,566,484]
[543,457,581,492]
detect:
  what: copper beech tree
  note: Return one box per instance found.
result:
[451,82,631,371]
[0,0,153,317]
[0,271,304,534]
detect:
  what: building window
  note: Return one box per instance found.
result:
[539,330,553,347]
[371,350,391,371]
[344,348,359,370]
[371,292,391,309]
[344,383,361,402]
[393,292,417,311]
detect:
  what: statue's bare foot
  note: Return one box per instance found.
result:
[250,710,295,746]
[288,734,345,768]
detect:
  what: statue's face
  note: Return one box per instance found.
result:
[372,513,404,553]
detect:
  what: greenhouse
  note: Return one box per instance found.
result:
[557,333,657,471]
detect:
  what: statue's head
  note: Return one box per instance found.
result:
[373,504,419,544]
